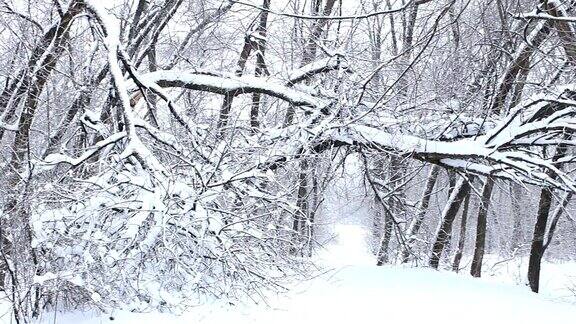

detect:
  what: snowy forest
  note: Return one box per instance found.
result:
[2,0,576,323]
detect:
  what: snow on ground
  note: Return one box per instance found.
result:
[3,220,575,324]
[313,153,375,266]
[24,261,576,324]
[19,220,576,324]
[470,254,576,304]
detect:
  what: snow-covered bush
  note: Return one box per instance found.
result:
[29,159,299,312]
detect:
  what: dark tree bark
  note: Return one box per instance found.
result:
[128,0,148,40]
[528,187,553,293]
[528,145,568,293]
[250,0,271,131]
[452,192,470,272]
[489,22,551,114]
[291,158,310,255]
[284,0,337,125]
[218,0,270,133]
[543,0,576,64]
[518,4,576,285]
[376,2,419,264]
[429,178,471,269]
[396,2,418,97]
[470,177,495,277]
[365,157,398,266]
[376,206,394,265]
[42,66,109,158]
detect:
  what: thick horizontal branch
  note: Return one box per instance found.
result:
[346,125,574,191]
[516,13,576,22]
[258,121,576,191]
[138,70,330,110]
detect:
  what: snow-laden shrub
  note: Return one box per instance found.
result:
[28,160,299,312]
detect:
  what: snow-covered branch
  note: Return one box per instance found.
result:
[286,55,348,85]
[138,70,330,111]
[40,132,126,168]
[85,0,166,174]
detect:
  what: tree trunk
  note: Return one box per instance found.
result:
[1,2,83,318]
[429,177,471,269]
[452,192,470,272]
[376,155,405,264]
[528,144,568,292]
[489,21,551,114]
[250,0,270,131]
[401,165,440,263]
[376,206,394,265]
[289,0,337,254]
[218,0,270,133]
[378,3,419,263]
[291,158,309,255]
[528,187,552,293]
[284,0,336,125]
[470,177,495,277]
